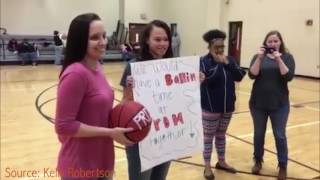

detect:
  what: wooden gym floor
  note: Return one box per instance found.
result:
[1,62,319,180]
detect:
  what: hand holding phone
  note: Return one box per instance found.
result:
[263,46,276,54]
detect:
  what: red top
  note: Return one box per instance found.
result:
[55,62,114,179]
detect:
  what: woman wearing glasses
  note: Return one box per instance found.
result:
[199,29,246,180]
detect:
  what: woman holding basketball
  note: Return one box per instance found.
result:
[120,20,173,180]
[55,13,133,180]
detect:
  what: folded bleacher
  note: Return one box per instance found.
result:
[0,34,122,65]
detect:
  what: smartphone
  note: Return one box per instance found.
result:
[263,46,276,54]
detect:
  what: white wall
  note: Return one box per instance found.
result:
[119,0,125,23]
[159,0,319,77]
[220,0,319,77]
[1,0,318,77]
[123,0,220,57]
[123,0,162,27]
[0,0,119,36]
[205,0,223,30]
[161,0,211,56]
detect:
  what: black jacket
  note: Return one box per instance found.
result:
[17,42,36,53]
[200,53,246,113]
[54,34,63,46]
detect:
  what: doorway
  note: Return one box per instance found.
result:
[228,21,242,65]
[128,23,147,45]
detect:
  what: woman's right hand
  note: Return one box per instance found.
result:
[257,47,266,58]
[110,127,134,146]
[126,76,134,88]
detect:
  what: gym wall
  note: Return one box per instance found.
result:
[0,0,119,36]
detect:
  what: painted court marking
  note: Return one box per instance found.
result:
[237,90,320,112]
[228,121,320,141]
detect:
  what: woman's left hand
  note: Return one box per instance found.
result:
[213,54,228,64]
[126,76,134,88]
[199,72,205,83]
[221,55,229,64]
[273,51,282,62]
[110,127,134,146]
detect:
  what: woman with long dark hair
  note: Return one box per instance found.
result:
[120,19,173,180]
[55,13,133,180]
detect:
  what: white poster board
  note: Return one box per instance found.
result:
[130,56,203,171]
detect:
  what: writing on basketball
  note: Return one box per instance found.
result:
[132,107,152,130]
[131,104,185,133]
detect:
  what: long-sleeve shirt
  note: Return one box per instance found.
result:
[200,53,246,113]
[248,53,295,110]
[55,62,114,178]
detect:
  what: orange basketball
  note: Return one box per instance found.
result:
[109,101,152,143]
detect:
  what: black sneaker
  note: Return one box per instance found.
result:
[251,161,262,174]
[277,166,287,180]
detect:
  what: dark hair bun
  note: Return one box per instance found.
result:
[202,29,226,43]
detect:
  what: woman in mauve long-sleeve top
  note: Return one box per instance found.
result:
[55,13,132,180]
[249,30,295,180]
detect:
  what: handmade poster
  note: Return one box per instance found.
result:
[130,56,203,171]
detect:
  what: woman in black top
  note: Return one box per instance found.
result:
[249,30,295,180]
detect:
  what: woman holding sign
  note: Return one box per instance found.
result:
[199,29,246,179]
[120,20,173,180]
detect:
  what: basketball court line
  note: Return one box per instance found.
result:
[34,84,320,179]
[295,101,320,105]
[115,158,127,163]
[227,121,320,140]
[233,110,250,114]
[107,97,320,174]
[18,178,37,180]
[109,90,320,175]
[0,79,58,83]
[112,87,320,112]
[302,106,320,112]
[290,84,320,93]
[16,158,127,180]
[237,90,320,112]
[172,159,314,180]
[226,132,320,173]
[112,146,316,180]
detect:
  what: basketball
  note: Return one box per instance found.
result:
[109,101,152,143]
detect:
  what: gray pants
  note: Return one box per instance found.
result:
[54,45,64,65]
[250,103,290,167]
[126,144,171,180]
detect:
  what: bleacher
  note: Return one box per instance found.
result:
[0,20,131,65]
[0,34,123,65]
